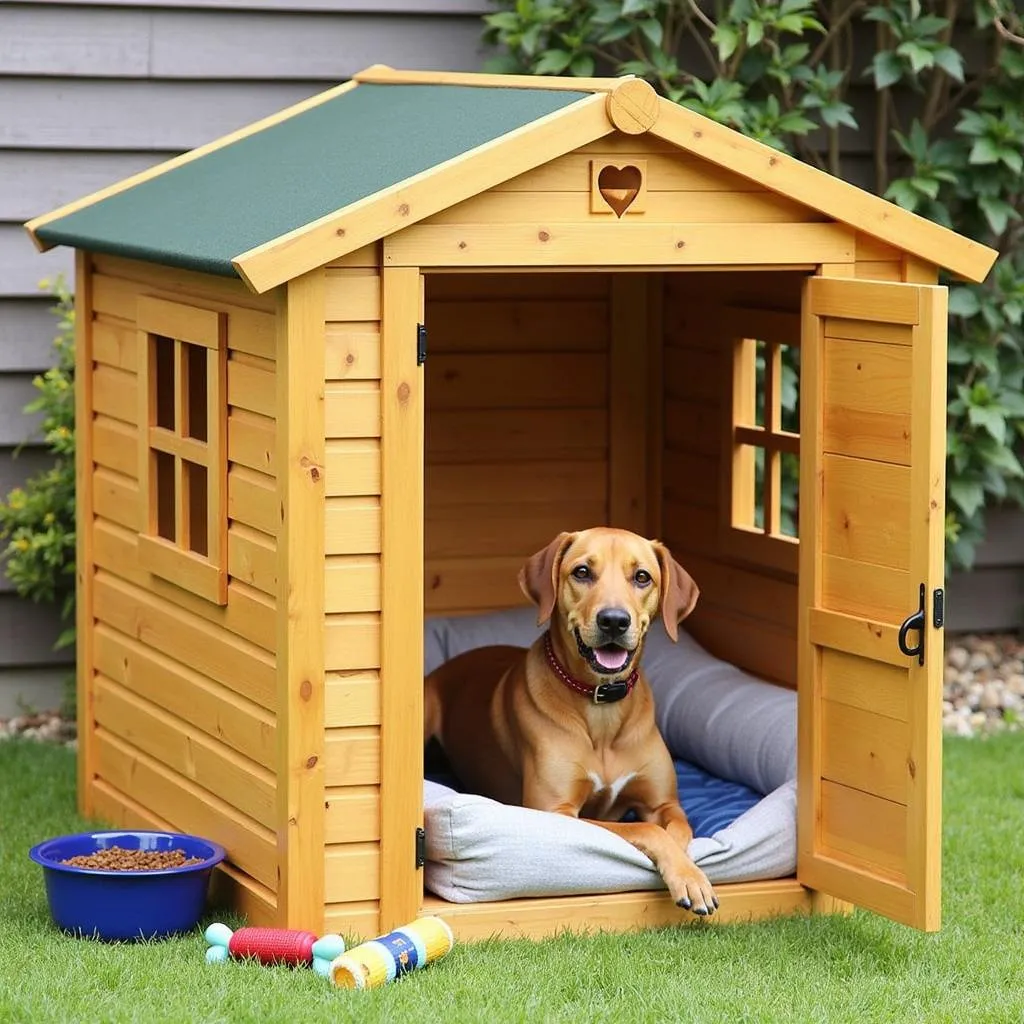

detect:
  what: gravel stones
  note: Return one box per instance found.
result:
[0,711,76,748]
[943,633,1023,738]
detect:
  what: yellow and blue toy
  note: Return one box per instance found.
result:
[325,916,454,989]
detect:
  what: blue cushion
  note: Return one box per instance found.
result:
[425,757,762,839]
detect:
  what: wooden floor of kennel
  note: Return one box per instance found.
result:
[45,68,996,943]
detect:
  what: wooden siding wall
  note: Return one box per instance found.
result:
[82,254,279,922]
[660,272,805,688]
[321,250,385,939]
[0,0,487,697]
[422,273,613,614]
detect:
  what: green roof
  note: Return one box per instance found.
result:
[34,84,589,278]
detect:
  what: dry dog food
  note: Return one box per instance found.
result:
[60,846,203,871]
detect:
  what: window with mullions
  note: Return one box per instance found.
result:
[724,315,801,573]
[137,296,228,605]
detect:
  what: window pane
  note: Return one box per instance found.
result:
[732,443,760,531]
[155,450,175,541]
[753,445,765,531]
[780,344,800,434]
[185,343,208,442]
[754,340,766,428]
[780,451,800,538]
[154,335,175,430]
[186,462,209,557]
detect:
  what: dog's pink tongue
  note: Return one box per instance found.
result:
[595,646,629,671]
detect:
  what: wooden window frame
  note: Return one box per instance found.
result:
[136,296,228,605]
[721,308,801,575]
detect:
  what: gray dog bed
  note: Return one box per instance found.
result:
[421,607,797,904]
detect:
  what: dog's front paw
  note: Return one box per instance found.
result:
[673,865,718,917]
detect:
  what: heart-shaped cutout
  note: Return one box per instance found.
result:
[597,164,643,218]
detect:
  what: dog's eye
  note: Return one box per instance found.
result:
[571,565,591,582]
[634,569,652,587]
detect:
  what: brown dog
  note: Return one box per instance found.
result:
[423,527,718,916]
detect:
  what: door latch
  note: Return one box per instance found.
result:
[897,583,926,666]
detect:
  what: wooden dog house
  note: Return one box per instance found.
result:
[27,66,997,941]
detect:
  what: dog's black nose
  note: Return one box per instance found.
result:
[596,607,631,638]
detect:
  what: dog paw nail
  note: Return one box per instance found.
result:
[694,907,708,916]
[678,898,691,909]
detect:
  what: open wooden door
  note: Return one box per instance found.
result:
[797,276,947,930]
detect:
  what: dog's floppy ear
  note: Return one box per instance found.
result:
[653,541,699,642]
[518,532,576,626]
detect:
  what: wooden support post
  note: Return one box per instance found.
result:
[609,275,650,533]
[276,269,327,930]
[74,250,96,816]
[379,266,425,932]
[645,274,664,539]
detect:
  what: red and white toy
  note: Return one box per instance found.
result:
[204,922,345,975]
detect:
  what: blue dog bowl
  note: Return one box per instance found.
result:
[29,829,226,941]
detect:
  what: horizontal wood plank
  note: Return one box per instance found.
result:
[325,555,380,614]
[427,408,607,464]
[92,518,276,653]
[325,787,380,845]
[324,727,380,787]
[94,674,275,827]
[324,439,381,496]
[228,408,276,476]
[324,671,380,729]
[821,647,909,723]
[324,382,381,439]
[324,843,380,903]
[821,699,910,805]
[94,621,275,768]
[324,497,381,555]
[385,222,854,268]
[93,571,277,709]
[822,454,910,571]
[325,323,381,381]
[324,612,380,671]
[95,728,277,891]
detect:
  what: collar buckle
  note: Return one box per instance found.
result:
[593,681,630,704]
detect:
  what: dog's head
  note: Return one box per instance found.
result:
[518,528,699,680]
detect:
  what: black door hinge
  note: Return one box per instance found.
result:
[416,323,427,365]
[415,827,426,868]
[932,588,945,629]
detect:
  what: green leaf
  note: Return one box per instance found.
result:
[872,51,904,90]
[979,195,1017,236]
[985,445,1024,477]
[639,18,663,48]
[533,49,574,74]
[713,24,739,61]
[570,52,595,77]
[968,405,1007,444]
[968,137,1001,164]
[622,0,648,15]
[884,179,920,211]
[948,480,985,518]
[933,46,965,82]
[948,287,982,317]
[746,19,765,47]
[910,176,940,199]
[485,11,521,31]
[998,146,1023,174]
[896,42,934,74]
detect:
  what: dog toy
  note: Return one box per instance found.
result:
[204,923,345,971]
[327,916,454,989]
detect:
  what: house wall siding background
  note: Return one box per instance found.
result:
[0,1,1019,707]
[0,0,488,705]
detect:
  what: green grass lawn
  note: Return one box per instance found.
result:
[1,736,1023,1024]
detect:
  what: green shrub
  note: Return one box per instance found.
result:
[483,0,1024,570]
[0,277,77,652]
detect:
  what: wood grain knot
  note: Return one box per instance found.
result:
[538,230,551,242]
[300,455,322,483]
[336,228,346,237]
[398,203,410,216]
[299,679,312,701]
[305,755,318,769]
[907,757,917,779]
[458,240,467,250]
[398,382,411,404]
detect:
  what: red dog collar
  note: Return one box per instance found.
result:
[543,631,638,704]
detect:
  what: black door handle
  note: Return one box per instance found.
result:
[898,583,926,666]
